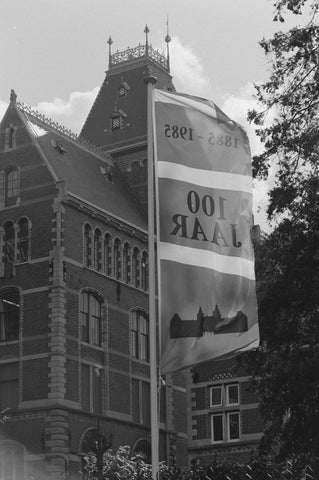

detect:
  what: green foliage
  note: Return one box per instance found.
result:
[244,0,319,469]
[82,447,318,480]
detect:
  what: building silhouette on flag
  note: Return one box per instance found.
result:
[0,28,263,479]
[170,305,248,338]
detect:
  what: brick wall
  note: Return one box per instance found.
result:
[22,358,49,400]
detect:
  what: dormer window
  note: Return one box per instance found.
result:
[111,113,121,130]
[118,86,126,97]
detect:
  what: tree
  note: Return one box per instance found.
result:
[243,0,319,471]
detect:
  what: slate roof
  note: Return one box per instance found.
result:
[80,58,174,150]
[19,107,147,232]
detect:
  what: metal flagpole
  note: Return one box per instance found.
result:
[144,69,158,480]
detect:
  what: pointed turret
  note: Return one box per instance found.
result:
[80,27,175,152]
[213,304,222,320]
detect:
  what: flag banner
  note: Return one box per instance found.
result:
[153,89,259,374]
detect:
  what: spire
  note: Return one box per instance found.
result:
[213,304,221,320]
[165,16,171,73]
[144,24,150,55]
[10,89,17,104]
[197,307,204,320]
[107,35,113,69]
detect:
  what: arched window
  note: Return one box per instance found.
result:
[93,229,102,271]
[132,247,140,288]
[131,310,149,361]
[113,238,122,280]
[5,168,18,206]
[3,221,15,276]
[131,439,151,463]
[103,233,112,275]
[5,125,16,150]
[141,251,149,291]
[0,288,20,342]
[17,218,29,263]
[80,291,102,346]
[83,224,92,267]
[122,242,131,283]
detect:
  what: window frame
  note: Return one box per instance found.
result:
[5,168,19,206]
[227,411,240,441]
[130,310,149,362]
[211,413,224,444]
[81,362,102,414]
[209,382,241,444]
[132,378,151,426]
[210,385,222,408]
[226,383,239,406]
[80,291,103,347]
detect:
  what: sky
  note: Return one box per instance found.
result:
[0,0,309,230]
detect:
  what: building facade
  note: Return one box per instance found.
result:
[0,30,263,480]
[187,358,263,466]
[0,34,187,480]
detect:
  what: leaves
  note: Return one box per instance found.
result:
[244,0,319,466]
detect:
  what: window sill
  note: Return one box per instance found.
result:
[0,339,19,345]
[80,341,104,351]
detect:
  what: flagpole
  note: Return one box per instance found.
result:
[144,69,158,480]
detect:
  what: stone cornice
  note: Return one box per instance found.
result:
[63,193,148,244]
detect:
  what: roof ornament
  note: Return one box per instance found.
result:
[165,16,171,73]
[144,24,150,55]
[10,89,17,104]
[107,36,113,69]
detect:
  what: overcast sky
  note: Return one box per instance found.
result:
[0,0,309,230]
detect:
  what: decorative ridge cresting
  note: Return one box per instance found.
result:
[17,101,112,164]
[110,44,168,71]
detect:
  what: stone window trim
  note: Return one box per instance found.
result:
[79,288,106,347]
[210,410,241,443]
[209,382,240,408]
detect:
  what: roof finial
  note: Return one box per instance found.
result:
[10,89,17,104]
[165,16,171,73]
[107,36,113,69]
[144,24,150,55]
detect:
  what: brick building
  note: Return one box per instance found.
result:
[187,358,263,465]
[0,35,187,480]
